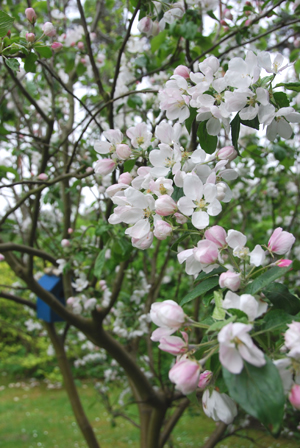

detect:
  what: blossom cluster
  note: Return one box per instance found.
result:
[159,52,300,141]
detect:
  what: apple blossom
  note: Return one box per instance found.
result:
[51,42,63,51]
[284,321,300,359]
[137,17,153,36]
[289,384,300,409]
[61,239,70,248]
[68,228,73,234]
[219,271,241,291]
[153,220,172,240]
[132,231,154,250]
[205,226,227,248]
[168,357,201,395]
[174,212,188,224]
[25,8,37,23]
[250,245,266,267]
[116,144,131,160]
[158,332,188,355]
[217,146,238,161]
[94,158,116,175]
[155,195,177,216]
[174,65,190,79]
[202,390,237,424]
[268,228,295,255]
[118,173,132,185]
[198,370,213,390]
[0,254,5,261]
[276,259,293,267]
[222,291,267,321]
[218,322,266,374]
[193,240,219,265]
[42,22,56,37]
[150,300,185,331]
[26,33,35,43]
[38,173,48,180]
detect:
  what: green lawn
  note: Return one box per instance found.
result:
[0,379,299,448]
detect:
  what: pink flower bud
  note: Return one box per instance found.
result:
[94,158,116,175]
[26,33,35,43]
[42,22,56,37]
[276,259,292,268]
[61,239,70,248]
[78,41,84,50]
[150,300,185,330]
[137,17,153,35]
[169,357,201,395]
[38,173,48,180]
[204,226,227,248]
[151,21,160,36]
[99,280,107,290]
[116,144,131,160]
[220,19,228,26]
[217,145,238,161]
[67,296,75,305]
[224,9,233,20]
[158,333,188,355]
[80,58,87,64]
[219,271,241,291]
[155,195,177,216]
[289,384,300,410]
[245,19,251,26]
[0,254,5,261]
[90,32,97,41]
[132,231,154,250]
[118,172,132,185]
[68,228,73,234]
[174,212,188,224]
[198,370,213,390]
[245,10,251,16]
[268,228,295,255]
[174,65,190,79]
[193,240,219,265]
[25,8,37,23]
[154,221,172,240]
[51,42,63,51]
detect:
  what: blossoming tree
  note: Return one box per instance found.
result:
[1,0,300,447]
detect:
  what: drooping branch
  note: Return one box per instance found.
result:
[0,291,36,310]
[0,242,58,265]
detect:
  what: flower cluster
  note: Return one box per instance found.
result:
[159,52,300,141]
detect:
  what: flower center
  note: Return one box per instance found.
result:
[159,184,168,195]
[195,199,206,210]
[136,136,144,145]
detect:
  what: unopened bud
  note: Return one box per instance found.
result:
[51,42,63,51]
[38,173,48,180]
[25,8,37,23]
[26,33,35,43]
[42,22,56,37]
[61,239,70,248]
[78,41,84,50]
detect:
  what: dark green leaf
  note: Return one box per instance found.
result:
[123,159,136,172]
[263,283,300,315]
[171,186,184,202]
[24,53,37,73]
[275,82,300,93]
[0,11,14,38]
[5,58,20,73]
[180,276,219,306]
[170,232,192,252]
[240,115,259,130]
[226,308,249,319]
[230,113,240,151]
[206,10,219,21]
[273,92,289,108]
[261,309,293,331]
[195,266,226,282]
[127,95,143,109]
[223,357,285,435]
[94,248,106,278]
[244,265,292,295]
[197,121,218,154]
[185,107,197,134]
[34,45,52,58]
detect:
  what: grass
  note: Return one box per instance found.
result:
[0,378,299,448]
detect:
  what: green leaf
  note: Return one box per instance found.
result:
[171,186,184,202]
[24,53,37,73]
[230,113,240,151]
[240,115,259,130]
[127,95,143,109]
[212,290,226,320]
[263,283,300,315]
[207,315,236,332]
[273,92,289,108]
[195,266,226,282]
[94,248,106,278]
[226,308,249,319]
[5,58,20,73]
[123,159,136,173]
[261,309,293,331]
[206,10,219,21]
[223,357,285,435]
[151,30,167,53]
[244,265,292,295]
[185,107,197,134]
[34,45,52,58]
[275,82,300,93]
[180,276,220,306]
[197,121,218,154]
[0,11,14,38]
[170,232,192,252]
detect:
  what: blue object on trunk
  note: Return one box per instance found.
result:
[36,274,65,322]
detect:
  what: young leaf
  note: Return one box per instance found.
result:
[212,290,225,320]
[94,248,107,278]
[263,283,300,315]
[230,113,240,150]
[180,276,219,306]
[24,53,38,73]
[275,82,300,93]
[273,92,289,108]
[123,159,136,172]
[195,266,226,282]
[5,58,20,73]
[0,11,14,38]
[34,45,52,59]
[244,265,292,295]
[197,121,218,154]
[223,357,285,436]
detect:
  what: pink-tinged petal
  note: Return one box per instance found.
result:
[125,219,150,239]
[94,141,112,154]
[177,249,193,264]
[151,327,174,341]
[238,342,266,367]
